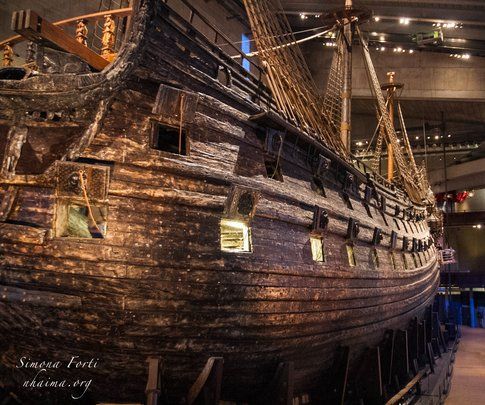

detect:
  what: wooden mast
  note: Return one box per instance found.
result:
[340,0,353,151]
[385,71,396,181]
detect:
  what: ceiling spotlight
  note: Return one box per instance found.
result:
[415,136,419,140]
[300,13,307,20]
[397,47,402,52]
[380,47,385,51]
[463,53,471,59]
[374,16,380,22]
[469,191,475,197]
[314,14,321,18]
[448,134,451,138]
[399,17,410,25]
[409,49,414,54]
[371,32,378,36]
[434,135,439,140]
[477,224,482,229]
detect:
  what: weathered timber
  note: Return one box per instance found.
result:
[186,357,223,405]
[0,0,439,403]
[12,10,109,71]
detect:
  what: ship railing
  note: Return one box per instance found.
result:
[161,0,276,111]
[0,6,133,72]
[350,153,409,198]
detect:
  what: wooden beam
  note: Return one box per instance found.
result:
[0,7,132,48]
[186,357,223,405]
[11,9,109,71]
[145,357,161,405]
[385,369,426,405]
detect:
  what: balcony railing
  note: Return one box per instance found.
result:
[1,6,133,71]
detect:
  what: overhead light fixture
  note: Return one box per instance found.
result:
[399,17,410,25]
[409,49,414,54]
[463,53,471,59]
[374,16,380,22]
[477,224,482,229]
[434,135,439,140]
[299,13,307,20]
[380,47,385,51]
[415,136,419,140]
[371,32,378,36]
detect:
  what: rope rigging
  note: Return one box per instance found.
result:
[242,0,432,204]
[242,0,347,158]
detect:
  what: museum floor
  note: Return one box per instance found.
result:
[446,327,485,404]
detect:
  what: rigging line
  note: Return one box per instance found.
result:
[231,26,335,59]
[223,24,335,47]
[178,94,185,155]
[362,97,391,156]
[422,116,428,171]
[78,170,103,236]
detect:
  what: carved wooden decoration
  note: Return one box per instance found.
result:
[75,19,88,46]
[101,14,116,60]
[224,185,259,221]
[2,43,13,66]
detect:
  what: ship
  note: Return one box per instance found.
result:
[0,0,440,403]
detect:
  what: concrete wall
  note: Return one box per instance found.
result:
[302,40,485,101]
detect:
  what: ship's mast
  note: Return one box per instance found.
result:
[381,72,403,181]
[340,0,353,151]
[386,72,395,181]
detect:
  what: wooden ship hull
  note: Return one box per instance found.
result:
[0,0,439,403]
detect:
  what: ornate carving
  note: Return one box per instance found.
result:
[3,43,14,67]
[75,19,89,46]
[101,14,116,60]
